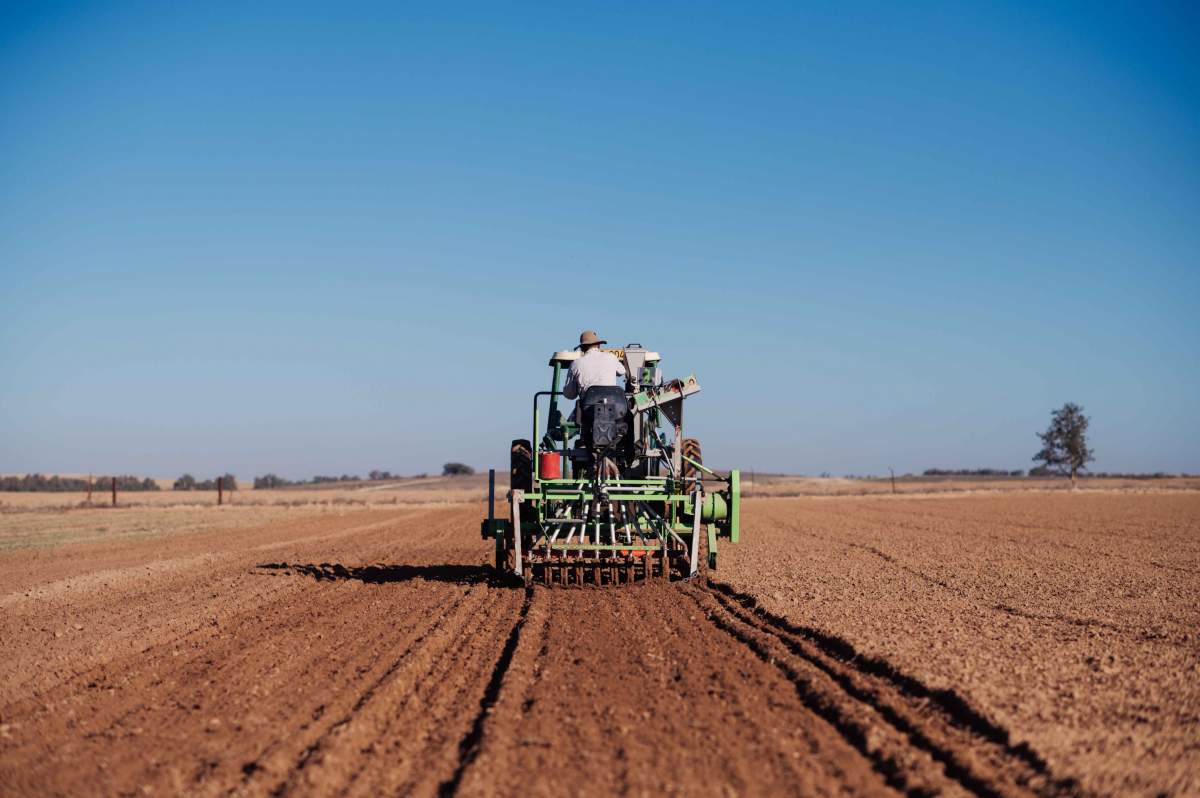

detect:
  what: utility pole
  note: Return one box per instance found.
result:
[889,467,896,494]
[218,477,224,506]
[111,476,117,507]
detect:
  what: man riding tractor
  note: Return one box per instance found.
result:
[482,331,742,585]
[562,330,625,407]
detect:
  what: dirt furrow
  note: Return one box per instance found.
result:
[238,582,492,795]
[8,495,1183,796]
[0,512,428,708]
[4,577,481,796]
[435,587,536,797]
[728,493,1199,796]
[451,583,899,797]
[258,582,515,797]
[691,581,1087,798]
[0,505,498,797]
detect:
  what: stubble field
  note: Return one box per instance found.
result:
[0,487,1196,796]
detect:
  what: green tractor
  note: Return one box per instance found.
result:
[481,344,741,586]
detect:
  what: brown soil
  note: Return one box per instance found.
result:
[2,493,1193,796]
[719,493,1200,797]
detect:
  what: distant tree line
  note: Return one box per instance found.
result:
[173,473,238,491]
[921,466,1183,479]
[0,474,160,492]
[250,471,415,489]
[1068,470,1181,480]
[249,474,360,489]
[923,468,1025,477]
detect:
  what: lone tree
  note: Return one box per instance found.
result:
[442,462,474,476]
[1033,403,1094,485]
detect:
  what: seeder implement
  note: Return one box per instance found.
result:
[481,344,741,586]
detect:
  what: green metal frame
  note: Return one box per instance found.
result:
[486,347,742,583]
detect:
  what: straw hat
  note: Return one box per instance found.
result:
[577,330,607,349]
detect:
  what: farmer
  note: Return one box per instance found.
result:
[562,330,625,403]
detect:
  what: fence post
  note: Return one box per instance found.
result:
[87,474,93,504]
[218,477,223,506]
[890,467,896,494]
[111,476,117,507]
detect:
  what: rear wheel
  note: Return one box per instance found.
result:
[509,439,534,580]
[510,439,532,492]
[680,437,703,481]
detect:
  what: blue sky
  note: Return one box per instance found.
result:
[1,1,1197,479]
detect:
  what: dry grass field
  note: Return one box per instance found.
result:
[0,474,490,513]
[5,474,1195,513]
[742,474,1200,497]
[1,482,1196,796]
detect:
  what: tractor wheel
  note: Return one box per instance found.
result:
[510,439,533,493]
[680,438,703,481]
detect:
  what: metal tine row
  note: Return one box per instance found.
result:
[532,491,679,586]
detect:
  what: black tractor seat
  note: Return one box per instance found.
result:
[581,385,630,451]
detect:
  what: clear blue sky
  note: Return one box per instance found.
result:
[1,1,1197,479]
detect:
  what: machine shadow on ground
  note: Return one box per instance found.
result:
[255,561,492,585]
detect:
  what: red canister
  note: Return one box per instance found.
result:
[538,452,563,480]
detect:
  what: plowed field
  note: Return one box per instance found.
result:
[1,492,1196,796]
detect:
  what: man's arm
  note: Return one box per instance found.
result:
[562,364,580,400]
[611,354,628,383]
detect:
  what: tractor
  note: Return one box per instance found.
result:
[481,344,741,586]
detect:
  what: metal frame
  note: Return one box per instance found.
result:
[481,345,740,586]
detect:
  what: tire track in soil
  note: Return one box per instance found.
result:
[0,513,416,710]
[353,586,526,797]
[246,583,493,795]
[449,583,905,797]
[844,541,957,592]
[4,573,417,796]
[435,587,535,797]
[3,503,1096,797]
[782,524,961,595]
[5,575,482,797]
[258,583,523,797]
[0,506,498,797]
[694,579,1089,798]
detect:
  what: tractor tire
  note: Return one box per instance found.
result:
[510,439,533,493]
[506,439,535,583]
[681,437,703,481]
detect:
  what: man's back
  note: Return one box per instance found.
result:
[563,349,625,400]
